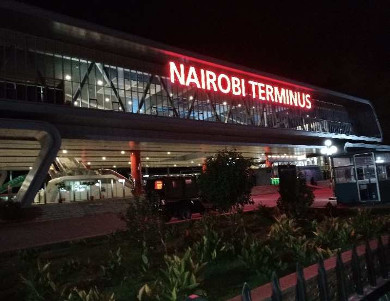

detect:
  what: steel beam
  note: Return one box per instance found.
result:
[0,118,61,207]
[137,75,154,113]
[96,63,125,111]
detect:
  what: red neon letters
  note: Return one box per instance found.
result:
[169,61,312,109]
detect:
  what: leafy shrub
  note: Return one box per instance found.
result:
[68,287,115,301]
[313,217,354,250]
[138,248,207,301]
[100,247,123,281]
[140,241,151,274]
[21,260,67,300]
[198,149,254,211]
[268,215,330,265]
[123,196,165,247]
[238,237,286,277]
[350,209,387,240]
[192,216,232,262]
[0,199,23,220]
[255,204,276,221]
[59,258,82,277]
[277,175,314,218]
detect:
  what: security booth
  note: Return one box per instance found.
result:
[333,148,390,205]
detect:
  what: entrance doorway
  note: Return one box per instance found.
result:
[353,153,381,202]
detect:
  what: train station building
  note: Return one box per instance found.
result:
[0,2,389,207]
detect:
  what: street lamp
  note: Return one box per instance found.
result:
[320,140,338,193]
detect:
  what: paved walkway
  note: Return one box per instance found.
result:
[0,212,126,253]
[0,187,333,253]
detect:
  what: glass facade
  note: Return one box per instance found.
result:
[0,28,380,138]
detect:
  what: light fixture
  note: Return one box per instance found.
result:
[29,166,33,170]
[113,165,116,168]
[223,101,227,105]
[198,163,201,166]
[189,96,193,100]
[146,164,149,167]
[97,80,103,86]
[238,104,242,107]
[252,106,255,109]
[146,157,150,160]
[321,139,337,156]
[174,164,177,167]
[87,162,91,165]
[191,161,194,164]
[105,98,110,102]
[207,99,210,103]
[74,101,78,105]
[170,93,173,97]
[128,161,131,164]
[376,157,384,164]
[128,101,132,105]
[167,151,171,155]
[102,157,106,160]
[121,150,125,155]
[65,74,71,80]
[62,150,68,154]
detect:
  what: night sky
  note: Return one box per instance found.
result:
[19,0,390,143]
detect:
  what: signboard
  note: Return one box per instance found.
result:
[169,61,312,109]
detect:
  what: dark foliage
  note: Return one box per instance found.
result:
[0,200,23,220]
[198,149,254,212]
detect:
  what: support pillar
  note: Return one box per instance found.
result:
[265,154,272,168]
[202,160,207,173]
[131,150,142,195]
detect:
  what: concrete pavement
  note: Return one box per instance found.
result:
[0,186,333,253]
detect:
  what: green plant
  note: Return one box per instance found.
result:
[313,217,355,251]
[268,215,328,265]
[100,247,123,280]
[21,260,67,300]
[141,241,151,274]
[277,174,314,218]
[0,199,23,220]
[255,204,276,221]
[198,149,254,211]
[68,287,115,301]
[138,248,207,301]
[59,258,82,277]
[192,217,230,262]
[238,237,286,277]
[350,209,386,240]
[123,195,166,247]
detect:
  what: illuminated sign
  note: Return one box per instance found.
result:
[169,61,312,109]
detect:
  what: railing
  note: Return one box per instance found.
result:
[230,236,389,301]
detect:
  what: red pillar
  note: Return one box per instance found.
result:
[202,159,207,173]
[265,154,272,168]
[131,150,142,195]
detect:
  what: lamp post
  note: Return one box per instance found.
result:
[320,139,338,193]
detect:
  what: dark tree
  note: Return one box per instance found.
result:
[198,149,254,212]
